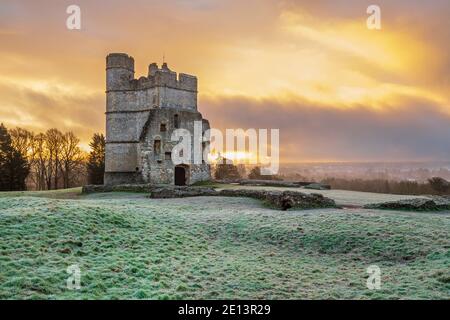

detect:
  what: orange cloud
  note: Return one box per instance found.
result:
[0,0,448,161]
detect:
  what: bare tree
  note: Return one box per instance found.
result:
[45,129,63,190]
[9,128,33,160]
[428,177,450,194]
[30,133,48,190]
[7,127,88,190]
[60,132,84,188]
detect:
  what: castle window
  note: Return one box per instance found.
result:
[154,139,161,155]
[165,152,172,160]
[160,123,167,132]
[174,114,180,129]
[202,142,207,164]
[152,95,157,105]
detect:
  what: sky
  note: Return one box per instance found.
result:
[0,0,449,162]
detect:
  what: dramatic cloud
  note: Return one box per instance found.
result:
[202,96,450,162]
[0,0,448,160]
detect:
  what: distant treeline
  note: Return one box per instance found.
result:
[214,163,450,196]
[322,177,450,196]
[0,123,105,191]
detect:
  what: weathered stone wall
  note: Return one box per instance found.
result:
[148,186,337,211]
[140,108,210,184]
[106,53,134,91]
[158,87,196,110]
[104,53,210,185]
[190,164,211,184]
[103,172,143,185]
[106,89,156,113]
[105,143,139,172]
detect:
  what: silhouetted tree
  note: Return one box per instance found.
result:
[29,133,48,190]
[0,124,30,191]
[248,166,261,180]
[214,163,241,180]
[87,133,105,185]
[45,129,63,190]
[428,177,450,194]
[9,127,33,160]
[60,132,84,188]
[248,166,282,180]
[214,156,241,180]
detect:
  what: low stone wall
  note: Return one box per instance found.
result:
[364,196,450,211]
[148,186,217,198]
[82,184,153,194]
[234,179,330,189]
[82,184,336,210]
[237,180,307,188]
[304,183,331,190]
[149,186,336,211]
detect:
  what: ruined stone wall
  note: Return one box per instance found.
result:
[190,165,211,184]
[140,108,210,185]
[104,53,209,185]
[158,87,197,110]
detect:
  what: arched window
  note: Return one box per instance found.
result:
[154,139,161,155]
[202,142,207,164]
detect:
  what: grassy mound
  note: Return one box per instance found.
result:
[0,192,449,299]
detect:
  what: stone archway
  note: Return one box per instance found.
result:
[174,165,188,186]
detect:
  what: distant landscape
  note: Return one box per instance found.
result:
[280,161,450,182]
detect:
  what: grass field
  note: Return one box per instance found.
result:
[0,187,449,299]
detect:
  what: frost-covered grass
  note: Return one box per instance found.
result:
[215,184,430,206]
[0,187,82,199]
[0,189,449,299]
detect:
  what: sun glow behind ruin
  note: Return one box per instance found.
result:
[0,0,449,162]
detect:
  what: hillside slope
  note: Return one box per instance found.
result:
[0,191,449,299]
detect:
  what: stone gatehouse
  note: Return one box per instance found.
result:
[104,53,211,185]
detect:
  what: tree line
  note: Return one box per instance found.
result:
[212,160,450,196]
[322,177,450,195]
[0,123,105,191]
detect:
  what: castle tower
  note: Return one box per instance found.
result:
[104,53,210,186]
[105,53,142,185]
[106,53,134,92]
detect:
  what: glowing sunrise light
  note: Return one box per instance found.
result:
[208,151,256,164]
[0,0,448,162]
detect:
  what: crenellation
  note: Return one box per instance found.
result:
[107,55,197,93]
[148,63,158,76]
[106,53,135,92]
[179,73,197,91]
[154,69,178,88]
[106,53,135,71]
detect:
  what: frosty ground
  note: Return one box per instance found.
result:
[0,186,449,299]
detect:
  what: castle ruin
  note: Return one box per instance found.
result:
[104,53,211,185]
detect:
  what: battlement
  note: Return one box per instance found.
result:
[106,53,197,92]
[106,53,135,72]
